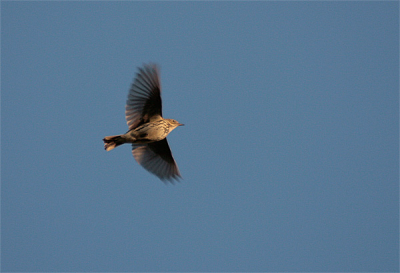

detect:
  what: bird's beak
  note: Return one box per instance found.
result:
[179,123,184,126]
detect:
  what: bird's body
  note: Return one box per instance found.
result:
[103,64,183,182]
[104,118,182,149]
[129,118,181,143]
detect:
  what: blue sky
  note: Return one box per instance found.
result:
[2,2,398,272]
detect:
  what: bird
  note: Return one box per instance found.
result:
[103,64,183,182]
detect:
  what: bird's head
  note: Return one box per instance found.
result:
[167,119,184,129]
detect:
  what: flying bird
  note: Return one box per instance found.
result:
[103,64,183,182]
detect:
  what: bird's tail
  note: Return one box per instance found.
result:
[103,135,126,151]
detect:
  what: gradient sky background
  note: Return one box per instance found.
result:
[2,2,398,272]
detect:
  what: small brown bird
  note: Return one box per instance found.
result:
[103,64,183,182]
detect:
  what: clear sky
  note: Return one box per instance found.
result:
[2,2,398,272]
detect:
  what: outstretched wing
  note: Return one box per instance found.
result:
[125,64,162,131]
[132,139,181,182]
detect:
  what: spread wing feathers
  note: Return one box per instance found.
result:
[132,139,181,183]
[125,64,163,131]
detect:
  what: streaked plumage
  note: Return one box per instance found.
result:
[103,64,183,182]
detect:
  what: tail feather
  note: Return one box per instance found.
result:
[103,135,125,151]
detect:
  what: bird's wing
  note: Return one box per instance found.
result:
[125,64,163,131]
[132,139,181,182]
